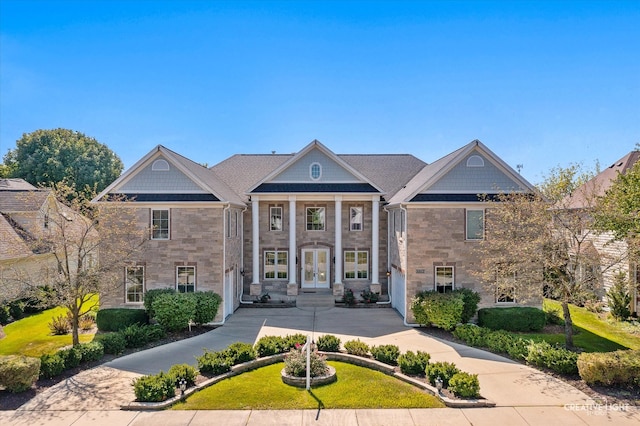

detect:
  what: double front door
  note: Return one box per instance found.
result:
[301,248,330,289]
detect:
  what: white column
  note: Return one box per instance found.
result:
[289,196,297,284]
[334,195,342,284]
[251,197,260,284]
[371,196,380,284]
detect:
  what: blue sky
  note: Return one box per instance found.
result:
[1,0,638,185]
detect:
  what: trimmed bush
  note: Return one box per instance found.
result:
[77,341,104,362]
[525,340,579,375]
[344,339,370,357]
[485,330,521,354]
[398,350,431,376]
[192,291,222,325]
[411,291,464,330]
[96,332,127,355]
[152,293,197,332]
[448,372,480,398]
[132,372,175,402]
[370,344,401,365]
[120,323,150,348]
[284,334,308,350]
[224,342,257,365]
[425,361,460,388]
[453,324,490,347]
[478,307,546,332]
[317,334,341,352]
[145,324,167,342]
[143,288,176,319]
[0,355,40,393]
[197,350,232,375]
[453,288,481,323]
[254,335,287,357]
[577,350,640,388]
[39,352,65,379]
[60,346,83,369]
[96,308,148,332]
[167,363,198,387]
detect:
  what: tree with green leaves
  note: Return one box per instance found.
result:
[3,129,123,198]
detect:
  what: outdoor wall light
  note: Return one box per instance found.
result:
[179,378,187,396]
[386,270,391,277]
[435,376,443,394]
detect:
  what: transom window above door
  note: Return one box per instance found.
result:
[306,207,325,231]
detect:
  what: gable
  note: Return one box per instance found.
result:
[426,152,525,193]
[271,148,363,183]
[118,155,206,193]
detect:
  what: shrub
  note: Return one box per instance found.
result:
[132,372,176,402]
[525,340,579,375]
[607,271,631,321]
[96,332,127,355]
[192,291,222,325]
[544,306,564,325]
[411,291,464,330]
[360,289,379,303]
[8,300,26,321]
[283,348,329,378]
[77,341,104,362]
[453,324,490,347]
[78,314,96,331]
[49,313,71,335]
[370,344,401,365]
[224,342,257,365]
[152,293,197,332]
[477,307,546,332]
[505,336,529,360]
[145,324,167,342]
[284,334,308,350]
[485,330,521,354]
[0,355,40,393]
[167,363,199,387]
[448,372,480,398]
[39,352,65,379]
[197,350,231,375]
[398,350,431,376]
[0,305,11,324]
[578,350,640,388]
[316,334,341,352]
[60,346,83,369]
[344,339,370,357]
[120,323,150,348]
[254,335,287,357]
[425,361,460,388]
[453,288,481,323]
[143,288,176,319]
[342,288,356,306]
[95,308,148,332]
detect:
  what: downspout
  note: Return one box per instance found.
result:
[239,205,253,304]
[399,203,420,327]
[210,203,230,326]
[377,204,391,305]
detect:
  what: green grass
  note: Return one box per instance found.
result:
[172,361,445,410]
[0,306,95,357]
[536,299,640,351]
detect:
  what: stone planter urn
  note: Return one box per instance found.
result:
[281,365,337,387]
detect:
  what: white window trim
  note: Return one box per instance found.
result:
[152,159,170,171]
[344,249,369,280]
[465,209,484,241]
[310,162,322,180]
[125,266,145,304]
[270,206,283,231]
[435,266,455,293]
[264,250,289,280]
[306,207,326,231]
[151,209,170,240]
[350,206,363,231]
[176,265,196,293]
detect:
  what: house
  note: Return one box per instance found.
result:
[93,139,538,323]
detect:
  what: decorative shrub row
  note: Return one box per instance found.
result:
[316,334,341,352]
[132,372,176,402]
[577,350,640,388]
[0,355,41,392]
[344,339,370,357]
[398,350,431,376]
[525,341,579,375]
[197,342,257,375]
[370,344,401,365]
[95,308,148,332]
[39,341,106,379]
[426,361,480,398]
[253,333,307,357]
[411,289,481,331]
[95,323,166,355]
[152,291,222,331]
[477,307,546,332]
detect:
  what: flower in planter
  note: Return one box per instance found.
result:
[283,345,329,378]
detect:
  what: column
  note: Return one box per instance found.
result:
[371,196,380,287]
[250,197,261,295]
[288,196,297,285]
[334,196,343,285]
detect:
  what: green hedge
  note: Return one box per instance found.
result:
[316,334,341,352]
[152,293,198,331]
[448,372,480,398]
[0,355,40,393]
[132,372,175,402]
[411,291,464,330]
[578,350,640,388]
[525,341,579,375]
[143,288,176,319]
[39,353,65,379]
[398,350,430,376]
[370,344,400,366]
[96,308,148,332]
[344,339,370,357]
[192,291,222,325]
[477,307,546,332]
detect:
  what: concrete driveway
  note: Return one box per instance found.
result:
[9,306,640,425]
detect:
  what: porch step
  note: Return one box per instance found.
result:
[296,291,336,308]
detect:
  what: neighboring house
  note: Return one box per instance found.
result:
[94,139,537,323]
[0,179,60,301]
[564,151,640,315]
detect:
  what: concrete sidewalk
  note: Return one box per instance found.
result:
[6,307,640,425]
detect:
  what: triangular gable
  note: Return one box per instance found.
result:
[388,140,535,204]
[93,145,244,204]
[248,140,384,194]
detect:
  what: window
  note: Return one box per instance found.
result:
[176,266,195,293]
[350,207,363,231]
[125,266,145,303]
[344,250,369,279]
[466,209,484,240]
[466,155,485,167]
[306,207,325,231]
[152,159,170,171]
[435,266,454,293]
[264,250,288,280]
[310,162,322,180]
[270,206,283,231]
[151,209,170,240]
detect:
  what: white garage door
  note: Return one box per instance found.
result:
[391,269,406,319]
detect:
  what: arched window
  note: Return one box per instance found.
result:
[466,155,484,167]
[152,159,170,171]
[310,162,322,180]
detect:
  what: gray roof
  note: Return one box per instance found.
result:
[0,189,51,213]
[0,179,38,191]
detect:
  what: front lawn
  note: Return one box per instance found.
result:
[172,361,445,410]
[0,306,95,357]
